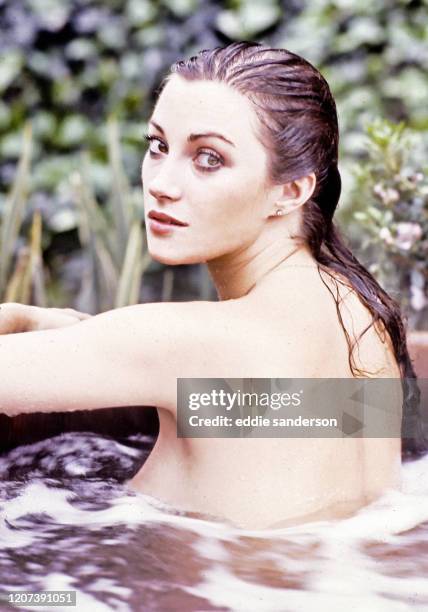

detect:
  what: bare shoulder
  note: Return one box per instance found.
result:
[316,267,401,378]
[105,299,275,411]
[109,298,258,375]
[105,297,314,402]
[246,265,401,378]
[106,299,243,349]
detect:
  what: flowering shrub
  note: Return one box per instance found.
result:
[351,119,428,329]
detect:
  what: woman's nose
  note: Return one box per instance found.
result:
[146,163,182,202]
[148,184,181,202]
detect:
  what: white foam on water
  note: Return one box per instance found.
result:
[184,564,415,612]
[1,433,427,611]
[42,572,120,612]
[183,454,428,611]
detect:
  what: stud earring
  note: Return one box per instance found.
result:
[275,209,284,216]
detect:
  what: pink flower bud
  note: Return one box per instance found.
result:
[395,222,423,250]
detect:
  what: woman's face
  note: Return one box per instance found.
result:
[141,75,275,265]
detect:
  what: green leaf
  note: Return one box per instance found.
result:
[106,115,132,268]
[115,220,148,308]
[0,123,32,298]
[0,51,23,93]
[353,212,368,221]
[57,116,93,148]
[216,1,280,38]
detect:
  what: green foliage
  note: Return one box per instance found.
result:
[69,116,151,312]
[216,0,281,39]
[348,118,428,329]
[0,124,46,304]
[0,117,151,311]
[270,0,428,216]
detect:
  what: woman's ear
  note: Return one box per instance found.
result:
[270,172,316,216]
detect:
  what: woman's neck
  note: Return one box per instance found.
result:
[207,234,317,301]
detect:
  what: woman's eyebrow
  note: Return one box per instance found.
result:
[148,119,236,148]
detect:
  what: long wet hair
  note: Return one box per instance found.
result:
[158,41,426,456]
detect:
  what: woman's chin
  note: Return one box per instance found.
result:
[149,250,202,266]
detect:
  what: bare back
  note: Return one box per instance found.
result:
[128,266,402,529]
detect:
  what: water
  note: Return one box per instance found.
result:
[0,432,427,612]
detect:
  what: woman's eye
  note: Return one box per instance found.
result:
[196,150,223,171]
[144,135,167,154]
[144,134,223,172]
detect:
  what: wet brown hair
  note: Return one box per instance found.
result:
[157,41,426,456]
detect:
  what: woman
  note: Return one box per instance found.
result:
[0,41,425,530]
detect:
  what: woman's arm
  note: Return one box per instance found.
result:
[0,301,225,418]
[0,303,92,334]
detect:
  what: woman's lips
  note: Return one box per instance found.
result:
[148,218,188,235]
[147,210,188,235]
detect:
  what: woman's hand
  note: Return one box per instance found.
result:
[0,302,92,334]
